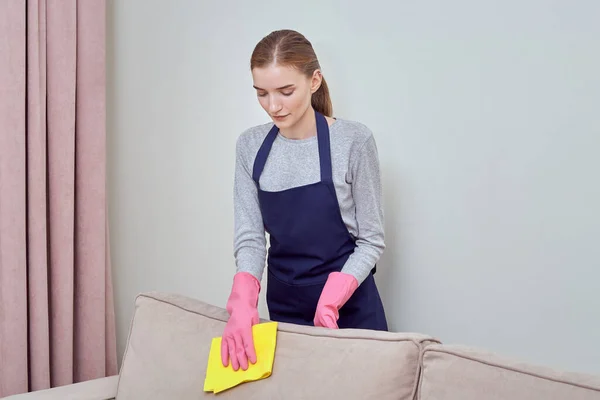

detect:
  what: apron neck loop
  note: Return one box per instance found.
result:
[252,109,333,187]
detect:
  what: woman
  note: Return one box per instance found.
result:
[221,29,388,371]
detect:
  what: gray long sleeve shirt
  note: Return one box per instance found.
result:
[233,118,385,285]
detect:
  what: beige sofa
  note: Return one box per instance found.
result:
[3,291,600,399]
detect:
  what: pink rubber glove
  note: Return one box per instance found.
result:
[221,272,260,371]
[314,271,359,329]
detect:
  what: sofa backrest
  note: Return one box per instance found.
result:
[417,344,600,399]
[115,292,440,400]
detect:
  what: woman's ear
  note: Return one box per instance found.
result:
[310,69,323,94]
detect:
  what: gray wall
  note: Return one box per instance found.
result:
[106,0,600,374]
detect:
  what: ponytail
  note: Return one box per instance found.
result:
[311,77,333,117]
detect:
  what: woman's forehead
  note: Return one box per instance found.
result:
[252,65,304,89]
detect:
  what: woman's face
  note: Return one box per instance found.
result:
[252,64,321,129]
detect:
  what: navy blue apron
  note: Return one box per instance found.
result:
[252,110,388,331]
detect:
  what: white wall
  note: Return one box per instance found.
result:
[106,0,600,374]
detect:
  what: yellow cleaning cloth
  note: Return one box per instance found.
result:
[204,322,278,394]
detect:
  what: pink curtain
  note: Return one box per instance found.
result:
[0,0,117,396]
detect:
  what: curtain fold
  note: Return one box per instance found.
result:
[0,0,117,396]
[0,1,28,396]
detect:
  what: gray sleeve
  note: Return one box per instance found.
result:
[233,135,267,282]
[340,134,386,285]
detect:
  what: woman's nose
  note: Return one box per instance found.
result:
[268,98,281,113]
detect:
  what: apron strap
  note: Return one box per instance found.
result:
[252,124,279,187]
[315,111,333,184]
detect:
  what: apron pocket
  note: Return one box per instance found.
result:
[266,268,325,326]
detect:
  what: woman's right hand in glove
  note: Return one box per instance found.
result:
[221,272,261,371]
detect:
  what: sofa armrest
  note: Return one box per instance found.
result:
[0,375,119,400]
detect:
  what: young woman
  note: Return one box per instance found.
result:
[221,29,388,371]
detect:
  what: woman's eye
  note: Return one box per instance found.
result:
[257,92,267,97]
[282,91,294,96]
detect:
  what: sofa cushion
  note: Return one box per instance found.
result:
[0,376,118,399]
[115,292,439,400]
[418,344,600,399]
